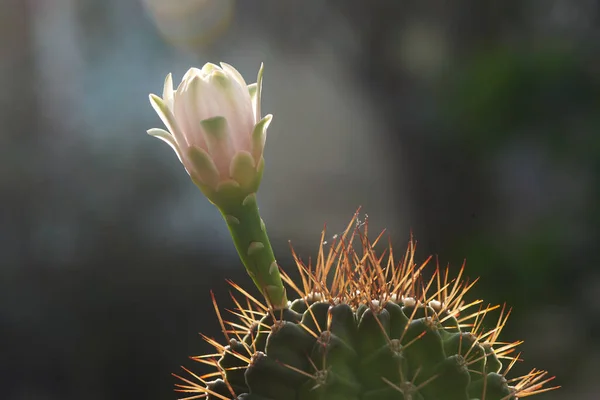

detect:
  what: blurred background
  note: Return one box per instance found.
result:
[1,0,598,399]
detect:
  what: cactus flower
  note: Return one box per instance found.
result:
[147,62,287,309]
[148,62,271,203]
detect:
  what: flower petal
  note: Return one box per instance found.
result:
[149,94,188,149]
[220,62,248,88]
[176,68,199,97]
[248,82,258,120]
[183,76,208,149]
[209,69,232,92]
[253,63,264,123]
[162,73,174,111]
[208,70,254,151]
[182,67,201,83]
[200,116,235,178]
[201,62,220,78]
[147,128,183,163]
[173,75,210,148]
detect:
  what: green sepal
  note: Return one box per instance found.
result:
[187,145,220,190]
[148,93,180,139]
[200,116,233,161]
[251,115,272,163]
[230,151,259,190]
[248,82,258,101]
[251,63,264,122]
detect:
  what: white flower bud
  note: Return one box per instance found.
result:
[147,62,271,201]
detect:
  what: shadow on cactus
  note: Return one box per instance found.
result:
[144,62,558,400]
[173,214,557,400]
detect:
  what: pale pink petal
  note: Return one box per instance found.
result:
[220,62,248,88]
[182,76,208,150]
[200,116,235,178]
[162,73,174,111]
[173,88,194,147]
[149,94,188,149]
[209,71,254,151]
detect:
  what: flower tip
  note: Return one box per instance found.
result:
[182,67,202,83]
[219,61,236,72]
[219,62,247,87]
[148,93,160,104]
[202,63,220,75]
[257,62,264,80]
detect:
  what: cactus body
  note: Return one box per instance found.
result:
[176,216,556,400]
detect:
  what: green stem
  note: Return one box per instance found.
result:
[217,193,288,309]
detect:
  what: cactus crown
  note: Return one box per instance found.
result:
[174,213,557,400]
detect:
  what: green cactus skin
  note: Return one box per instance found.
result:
[190,147,288,309]
[215,191,288,309]
[175,216,557,400]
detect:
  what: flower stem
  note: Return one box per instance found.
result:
[216,193,288,309]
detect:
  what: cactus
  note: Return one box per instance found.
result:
[173,214,557,400]
[145,61,557,400]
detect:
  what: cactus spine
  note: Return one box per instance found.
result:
[174,214,558,400]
